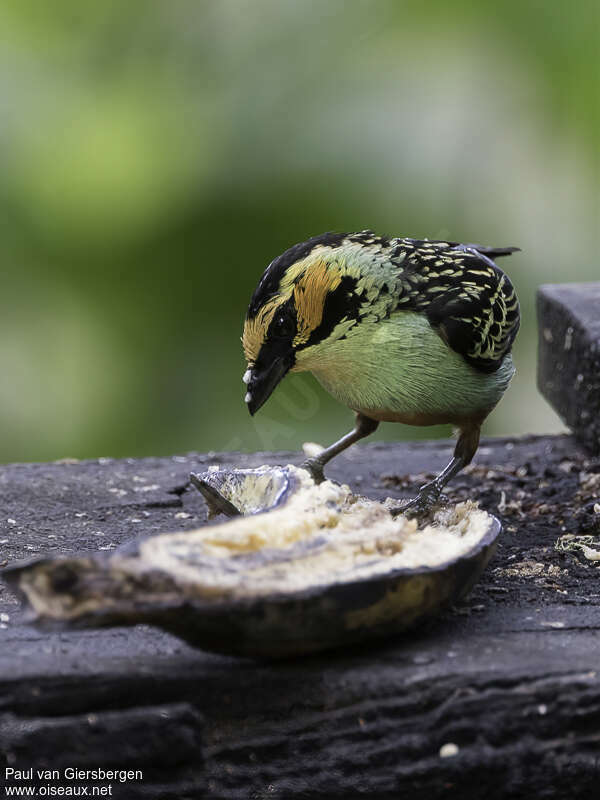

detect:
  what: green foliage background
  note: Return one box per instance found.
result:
[0,0,597,463]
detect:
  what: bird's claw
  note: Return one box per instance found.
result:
[390,482,447,518]
[299,459,326,485]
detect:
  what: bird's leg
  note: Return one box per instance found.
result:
[392,423,481,516]
[301,413,379,484]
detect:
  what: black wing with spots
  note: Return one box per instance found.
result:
[389,240,521,374]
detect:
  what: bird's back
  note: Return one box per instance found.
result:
[336,232,521,375]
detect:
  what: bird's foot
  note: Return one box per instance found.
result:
[299,458,326,485]
[390,480,447,518]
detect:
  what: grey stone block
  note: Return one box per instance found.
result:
[537,283,600,454]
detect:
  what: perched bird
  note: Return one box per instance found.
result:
[242,231,520,512]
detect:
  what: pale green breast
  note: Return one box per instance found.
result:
[295,312,514,423]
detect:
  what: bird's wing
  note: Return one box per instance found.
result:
[390,241,521,374]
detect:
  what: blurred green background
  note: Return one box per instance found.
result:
[0,0,597,464]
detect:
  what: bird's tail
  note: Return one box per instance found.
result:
[470,244,520,259]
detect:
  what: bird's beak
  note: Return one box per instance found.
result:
[243,356,291,416]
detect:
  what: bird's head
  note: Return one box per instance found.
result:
[241,232,365,415]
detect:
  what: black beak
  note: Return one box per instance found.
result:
[245,356,291,416]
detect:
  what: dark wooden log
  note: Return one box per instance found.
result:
[1,435,600,798]
[537,282,600,454]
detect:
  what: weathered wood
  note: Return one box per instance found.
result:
[537,282,600,454]
[1,436,600,798]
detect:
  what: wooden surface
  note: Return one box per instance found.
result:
[1,435,600,799]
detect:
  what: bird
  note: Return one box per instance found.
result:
[241,230,520,513]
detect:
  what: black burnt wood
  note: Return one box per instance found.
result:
[537,282,600,454]
[1,436,600,799]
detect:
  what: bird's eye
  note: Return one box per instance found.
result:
[272,312,295,339]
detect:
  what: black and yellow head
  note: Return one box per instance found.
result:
[242,232,360,414]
